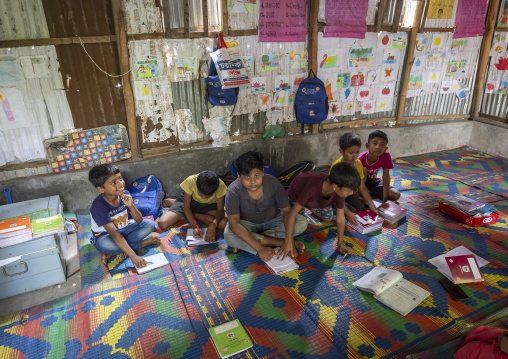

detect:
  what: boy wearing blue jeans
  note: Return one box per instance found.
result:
[224,151,308,261]
[89,164,160,268]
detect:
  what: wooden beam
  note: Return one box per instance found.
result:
[184,0,190,38]
[227,29,259,36]
[202,0,209,37]
[0,160,48,172]
[420,27,454,32]
[471,0,501,118]
[129,33,165,40]
[395,0,424,125]
[111,0,141,159]
[0,36,115,48]
[391,0,405,33]
[322,117,396,129]
[309,0,319,134]
[375,0,388,33]
[317,25,411,33]
[221,0,229,36]
[419,0,430,33]
[401,114,470,121]
[478,112,508,123]
[141,140,213,157]
[494,27,508,32]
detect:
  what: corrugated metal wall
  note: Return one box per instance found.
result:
[41,0,127,130]
[0,0,50,40]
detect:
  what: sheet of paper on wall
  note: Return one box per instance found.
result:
[440,80,455,94]
[427,0,455,19]
[275,75,291,91]
[356,86,372,102]
[19,56,50,78]
[176,57,198,80]
[274,91,289,107]
[134,81,153,101]
[242,56,254,73]
[137,59,160,79]
[318,51,342,71]
[378,82,395,99]
[366,70,380,85]
[382,48,402,66]
[377,32,393,49]
[361,100,375,115]
[380,65,399,83]
[431,33,447,50]
[290,51,307,70]
[490,33,507,56]
[259,94,272,111]
[248,77,266,95]
[202,117,231,147]
[415,34,429,54]
[0,57,23,84]
[343,101,356,116]
[485,80,499,94]
[291,73,305,90]
[427,71,442,85]
[376,98,393,113]
[455,82,470,100]
[0,87,31,130]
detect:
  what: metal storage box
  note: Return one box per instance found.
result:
[0,196,67,300]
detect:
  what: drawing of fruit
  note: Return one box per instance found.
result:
[364,103,373,111]
[434,37,441,46]
[360,90,369,98]
[382,87,390,95]
[382,35,389,45]
[488,83,495,91]
[443,87,449,92]
[432,74,437,81]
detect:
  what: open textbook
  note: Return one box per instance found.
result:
[428,246,488,284]
[353,267,431,316]
[265,247,299,275]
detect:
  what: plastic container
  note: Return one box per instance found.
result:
[439,201,500,227]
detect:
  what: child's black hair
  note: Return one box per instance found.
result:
[196,171,220,196]
[329,162,361,190]
[88,164,121,188]
[368,130,389,143]
[339,132,362,151]
[236,151,264,176]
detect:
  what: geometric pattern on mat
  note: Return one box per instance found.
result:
[401,146,508,197]
[391,159,458,191]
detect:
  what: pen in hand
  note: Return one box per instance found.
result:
[193,219,201,234]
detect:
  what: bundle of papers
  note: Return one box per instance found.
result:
[265,247,299,275]
[429,246,488,284]
[0,216,32,248]
[186,228,217,246]
[441,195,489,216]
[374,200,407,224]
[134,253,169,274]
[209,319,252,358]
[353,267,431,316]
[32,214,65,238]
[347,209,384,234]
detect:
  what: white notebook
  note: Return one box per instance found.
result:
[265,248,299,275]
[135,253,169,274]
[186,228,216,246]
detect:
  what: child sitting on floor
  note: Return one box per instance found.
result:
[89,164,160,268]
[329,133,378,225]
[287,162,361,255]
[224,151,308,261]
[158,171,227,242]
[358,130,400,203]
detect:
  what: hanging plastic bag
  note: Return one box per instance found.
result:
[209,33,250,90]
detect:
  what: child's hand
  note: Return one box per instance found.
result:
[132,255,147,268]
[346,212,358,225]
[257,246,274,262]
[205,224,216,242]
[122,194,133,207]
[279,240,297,260]
[368,202,379,215]
[193,227,203,238]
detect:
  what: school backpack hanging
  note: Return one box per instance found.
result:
[205,60,239,106]
[294,69,328,128]
[128,175,165,218]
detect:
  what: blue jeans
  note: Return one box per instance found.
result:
[224,213,308,255]
[94,219,156,254]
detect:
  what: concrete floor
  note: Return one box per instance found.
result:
[0,232,82,317]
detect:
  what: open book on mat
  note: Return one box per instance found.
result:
[209,319,253,358]
[135,253,169,274]
[428,245,488,284]
[265,247,299,275]
[353,267,431,316]
[186,228,217,246]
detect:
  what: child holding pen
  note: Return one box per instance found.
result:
[158,171,227,242]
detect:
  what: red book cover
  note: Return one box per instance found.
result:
[355,209,384,227]
[445,254,484,284]
[378,201,407,217]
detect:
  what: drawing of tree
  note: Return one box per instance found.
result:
[262,55,269,68]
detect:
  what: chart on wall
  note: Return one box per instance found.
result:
[44,125,131,174]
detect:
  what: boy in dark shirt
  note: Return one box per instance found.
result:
[287,162,361,254]
[224,151,308,261]
[89,164,159,268]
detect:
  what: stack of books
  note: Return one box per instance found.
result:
[0,216,33,248]
[32,214,65,239]
[441,195,488,216]
[347,209,384,234]
[265,248,299,275]
[377,201,407,224]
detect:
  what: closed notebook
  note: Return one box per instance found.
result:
[209,319,253,358]
[135,253,169,274]
[32,214,64,237]
[347,209,384,234]
[0,216,31,236]
[377,201,407,223]
[445,254,484,284]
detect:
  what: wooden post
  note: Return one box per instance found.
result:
[202,0,209,37]
[395,0,424,125]
[419,0,430,33]
[111,0,141,158]
[470,0,501,119]
[375,0,388,33]
[391,0,405,33]
[184,0,190,38]
[309,0,319,133]
[221,0,229,36]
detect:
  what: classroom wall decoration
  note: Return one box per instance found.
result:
[258,0,307,42]
[242,56,255,72]
[248,77,267,94]
[175,57,198,80]
[324,0,369,39]
[0,57,23,83]
[44,125,131,174]
[137,59,160,79]
[497,0,508,27]
[348,48,372,68]
[261,54,280,71]
[289,51,307,69]
[19,56,51,79]
[453,0,488,39]
[133,81,153,101]
[487,32,508,95]
[0,88,30,130]
[427,0,455,19]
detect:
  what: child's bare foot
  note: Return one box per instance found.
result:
[294,240,305,255]
[231,247,244,254]
[162,198,176,208]
[100,252,115,266]
[310,209,334,223]
[141,235,160,248]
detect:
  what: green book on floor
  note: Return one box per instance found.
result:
[32,214,64,238]
[209,319,253,358]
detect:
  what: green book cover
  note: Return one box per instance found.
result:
[209,319,252,358]
[32,214,64,234]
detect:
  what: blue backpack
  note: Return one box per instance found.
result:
[129,175,165,218]
[205,59,239,106]
[294,69,328,126]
